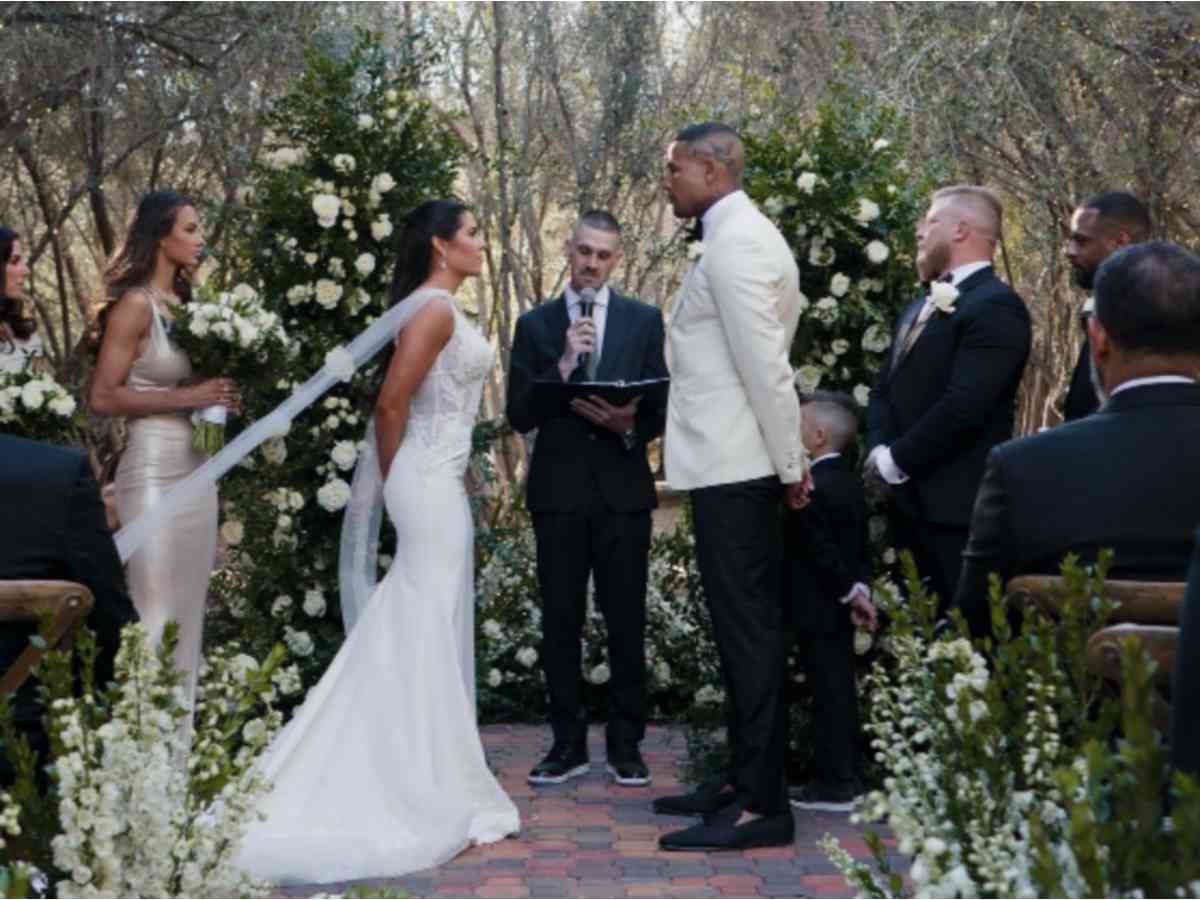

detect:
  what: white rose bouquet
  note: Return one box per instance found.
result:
[0,366,81,442]
[172,283,291,453]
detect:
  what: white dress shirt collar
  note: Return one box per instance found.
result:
[810,451,842,466]
[564,283,610,310]
[1111,375,1196,397]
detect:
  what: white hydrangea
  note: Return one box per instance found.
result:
[317,478,352,512]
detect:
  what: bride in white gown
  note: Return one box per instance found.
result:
[237,199,520,885]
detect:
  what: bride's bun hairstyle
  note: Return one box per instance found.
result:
[0,227,36,342]
[93,190,195,342]
[390,198,468,304]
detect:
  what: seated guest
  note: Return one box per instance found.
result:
[0,434,137,784]
[1171,526,1200,779]
[782,391,876,812]
[954,241,1200,637]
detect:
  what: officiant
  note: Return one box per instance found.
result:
[506,209,668,788]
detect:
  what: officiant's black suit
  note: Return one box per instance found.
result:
[866,266,1031,607]
[954,381,1200,636]
[506,289,668,754]
[0,435,137,784]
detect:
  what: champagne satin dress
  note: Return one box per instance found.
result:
[113,294,217,712]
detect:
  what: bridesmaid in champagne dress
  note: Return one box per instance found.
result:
[90,191,239,713]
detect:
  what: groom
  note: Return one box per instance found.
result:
[656,123,809,850]
[506,210,668,787]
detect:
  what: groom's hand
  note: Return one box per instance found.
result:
[783,471,814,510]
[570,395,640,434]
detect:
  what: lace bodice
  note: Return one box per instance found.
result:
[401,295,494,474]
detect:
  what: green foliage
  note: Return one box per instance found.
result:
[824,551,1200,898]
[203,29,464,693]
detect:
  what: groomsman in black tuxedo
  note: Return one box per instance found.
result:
[865,185,1032,610]
[0,435,137,785]
[506,210,668,787]
[1061,191,1152,421]
[955,241,1200,636]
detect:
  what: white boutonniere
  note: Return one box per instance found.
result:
[687,241,704,262]
[929,281,960,315]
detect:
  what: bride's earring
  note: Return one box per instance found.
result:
[439,256,448,270]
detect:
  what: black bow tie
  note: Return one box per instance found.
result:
[685,219,703,243]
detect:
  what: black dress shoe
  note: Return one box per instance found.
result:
[659,806,795,851]
[527,742,589,785]
[652,779,737,816]
[606,748,651,786]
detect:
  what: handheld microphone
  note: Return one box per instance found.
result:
[577,287,596,375]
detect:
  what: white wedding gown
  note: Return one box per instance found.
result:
[237,294,520,885]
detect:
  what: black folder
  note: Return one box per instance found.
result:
[532,377,670,419]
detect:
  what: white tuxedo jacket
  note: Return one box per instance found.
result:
[665,191,807,490]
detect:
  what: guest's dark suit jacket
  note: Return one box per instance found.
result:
[1062,339,1100,421]
[866,266,1032,526]
[782,455,869,634]
[0,435,136,776]
[506,289,668,512]
[954,382,1200,634]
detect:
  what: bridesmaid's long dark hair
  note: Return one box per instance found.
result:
[94,190,196,341]
[0,227,36,345]
[374,199,468,389]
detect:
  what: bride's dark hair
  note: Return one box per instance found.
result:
[93,190,195,341]
[0,227,36,345]
[389,198,468,305]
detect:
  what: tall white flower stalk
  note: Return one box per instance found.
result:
[46,624,293,898]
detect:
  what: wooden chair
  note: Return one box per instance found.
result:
[1005,576,1184,626]
[0,581,94,695]
[1086,623,1178,730]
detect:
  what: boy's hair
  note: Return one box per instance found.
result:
[798,390,860,453]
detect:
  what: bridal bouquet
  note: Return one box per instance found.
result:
[173,284,291,453]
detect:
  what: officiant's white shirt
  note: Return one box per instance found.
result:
[565,283,609,368]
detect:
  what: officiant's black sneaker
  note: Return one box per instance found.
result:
[527,742,590,785]
[788,780,859,812]
[605,748,651,786]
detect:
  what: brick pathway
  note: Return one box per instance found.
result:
[286,724,900,898]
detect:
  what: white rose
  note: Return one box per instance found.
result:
[853,384,871,407]
[794,365,824,394]
[242,719,267,745]
[356,114,375,130]
[332,153,357,173]
[486,668,503,688]
[354,252,376,277]
[809,240,835,267]
[371,173,396,194]
[929,281,960,314]
[853,197,881,225]
[328,257,346,279]
[763,195,785,217]
[271,595,293,618]
[854,628,873,656]
[814,296,839,324]
[830,272,851,297]
[371,216,394,241]
[795,171,818,194]
[385,88,399,102]
[49,394,77,417]
[20,382,44,410]
[219,520,245,546]
[796,291,810,314]
[590,663,611,685]
[303,589,327,618]
[324,346,356,381]
[831,338,850,356]
[341,200,357,218]
[314,278,343,310]
[862,323,892,353]
[261,436,288,465]
[821,352,838,367]
[285,627,315,657]
[312,193,340,228]
[482,619,503,639]
[866,240,890,264]
[872,138,891,152]
[330,440,358,470]
[515,646,538,668]
[232,282,257,302]
[317,478,352,512]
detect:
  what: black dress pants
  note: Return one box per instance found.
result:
[533,495,651,755]
[691,475,788,817]
[889,507,969,615]
[794,625,859,787]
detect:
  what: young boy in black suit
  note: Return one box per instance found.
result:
[782,391,876,811]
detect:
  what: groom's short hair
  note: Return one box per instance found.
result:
[931,185,1003,239]
[675,123,745,183]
